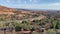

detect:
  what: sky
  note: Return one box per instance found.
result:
[0,0,60,10]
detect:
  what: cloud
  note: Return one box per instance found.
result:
[0,0,60,10]
[5,0,22,4]
[12,3,60,10]
[43,3,60,9]
[30,0,40,3]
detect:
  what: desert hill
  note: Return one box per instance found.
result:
[0,6,45,20]
[0,6,17,14]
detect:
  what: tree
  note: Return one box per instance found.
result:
[32,20,40,25]
[15,26,21,34]
[52,20,58,29]
[29,26,35,34]
[52,19,58,34]
[22,20,28,24]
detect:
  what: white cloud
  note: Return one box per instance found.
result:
[42,3,60,9]
[29,0,40,3]
[2,2,60,10]
[25,3,60,10]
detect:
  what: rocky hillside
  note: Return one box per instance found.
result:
[0,6,45,21]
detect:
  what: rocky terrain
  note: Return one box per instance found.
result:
[0,6,60,34]
[0,6,45,21]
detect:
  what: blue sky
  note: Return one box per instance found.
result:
[0,0,60,10]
